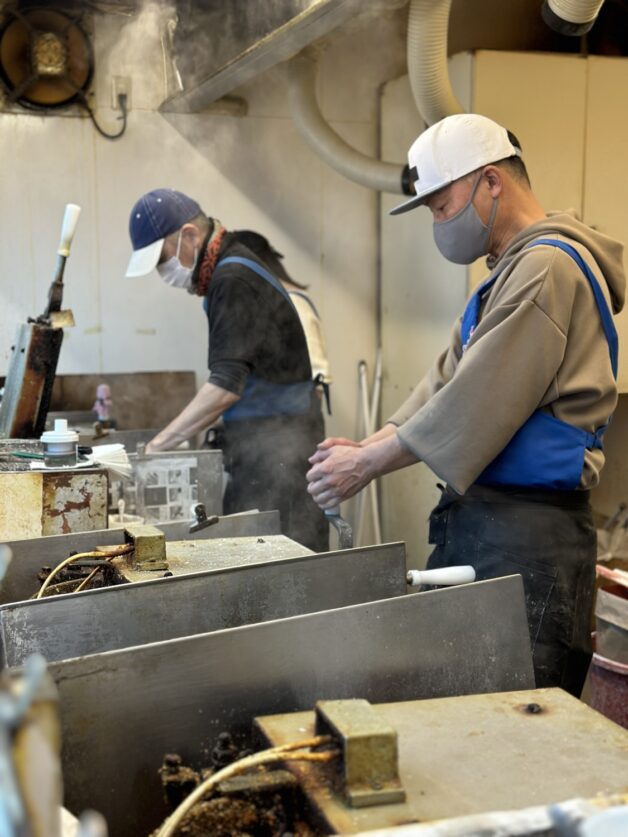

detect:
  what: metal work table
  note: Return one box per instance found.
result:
[0,510,281,605]
[257,689,628,834]
[48,575,533,835]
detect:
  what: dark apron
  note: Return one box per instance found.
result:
[426,239,613,695]
[210,256,328,552]
[426,483,596,696]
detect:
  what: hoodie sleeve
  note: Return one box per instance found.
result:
[387,320,463,427]
[395,248,574,494]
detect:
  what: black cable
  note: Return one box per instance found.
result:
[79,91,128,140]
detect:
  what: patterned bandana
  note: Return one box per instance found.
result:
[195,220,227,297]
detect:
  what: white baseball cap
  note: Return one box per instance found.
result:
[390,113,522,216]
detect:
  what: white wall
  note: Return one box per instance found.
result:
[0,3,406,448]
[379,56,473,569]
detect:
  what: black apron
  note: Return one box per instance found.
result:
[426,483,596,696]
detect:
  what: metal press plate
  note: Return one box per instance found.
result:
[0,510,282,605]
[0,543,405,666]
[48,575,533,836]
[125,534,313,582]
[256,689,628,833]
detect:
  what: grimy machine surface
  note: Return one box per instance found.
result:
[5,510,620,836]
[45,575,533,835]
[0,509,284,605]
[256,691,628,834]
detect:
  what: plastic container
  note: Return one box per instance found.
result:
[40,419,78,467]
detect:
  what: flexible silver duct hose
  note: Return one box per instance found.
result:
[287,54,409,195]
[407,0,463,126]
[542,0,606,35]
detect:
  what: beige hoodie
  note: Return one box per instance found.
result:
[389,213,626,494]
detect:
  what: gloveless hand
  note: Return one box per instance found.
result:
[306,444,374,509]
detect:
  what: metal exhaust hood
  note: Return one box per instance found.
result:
[161,0,383,114]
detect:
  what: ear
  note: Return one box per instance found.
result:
[180,223,202,247]
[482,165,503,198]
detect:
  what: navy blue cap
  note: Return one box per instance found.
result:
[126,189,201,278]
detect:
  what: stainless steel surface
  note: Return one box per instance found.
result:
[1,543,405,666]
[125,533,313,582]
[0,510,281,605]
[257,689,628,834]
[161,0,364,113]
[50,576,533,836]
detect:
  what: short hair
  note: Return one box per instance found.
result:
[190,212,210,233]
[496,130,531,187]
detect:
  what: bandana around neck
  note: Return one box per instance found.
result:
[195,220,227,296]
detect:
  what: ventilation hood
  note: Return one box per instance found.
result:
[161,0,399,114]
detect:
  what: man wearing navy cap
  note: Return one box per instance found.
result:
[126,188,328,552]
[306,113,626,694]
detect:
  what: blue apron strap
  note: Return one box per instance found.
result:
[214,255,298,313]
[460,273,501,350]
[527,238,618,379]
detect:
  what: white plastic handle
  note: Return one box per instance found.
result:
[406,565,476,587]
[58,203,82,257]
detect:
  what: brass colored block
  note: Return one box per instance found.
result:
[315,699,405,808]
[124,524,168,571]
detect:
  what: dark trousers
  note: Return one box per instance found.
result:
[426,484,597,696]
[221,406,329,553]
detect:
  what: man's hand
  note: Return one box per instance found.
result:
[306,444,373,509]
[306,431,420,510]
[308,436,361,466]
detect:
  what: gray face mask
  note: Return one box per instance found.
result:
[432,173,498,265]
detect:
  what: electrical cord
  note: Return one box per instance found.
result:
[36,543,133,599]
[79,91,128,140]
[156,735,338,837]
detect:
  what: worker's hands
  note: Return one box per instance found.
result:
[307,431,420,510]
[308,436,361,466]
[306,444,374,509]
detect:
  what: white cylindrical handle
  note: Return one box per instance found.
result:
[58,203,82,256]
[407,565,476,587]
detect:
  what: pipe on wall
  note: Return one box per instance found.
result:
[406,0,463,126]
[542,0,607,36]
[286,53,411,195]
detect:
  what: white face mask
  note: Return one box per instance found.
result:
[157,230,198,290]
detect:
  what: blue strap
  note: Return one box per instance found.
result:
[460,238,618,380]
[530,239,618,379]
[214,255,297,312]
[460,273,500,350]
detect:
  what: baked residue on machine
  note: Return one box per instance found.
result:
[152,732,332,837]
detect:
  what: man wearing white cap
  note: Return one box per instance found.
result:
[126,189,328,552]
[307,113,626,694]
